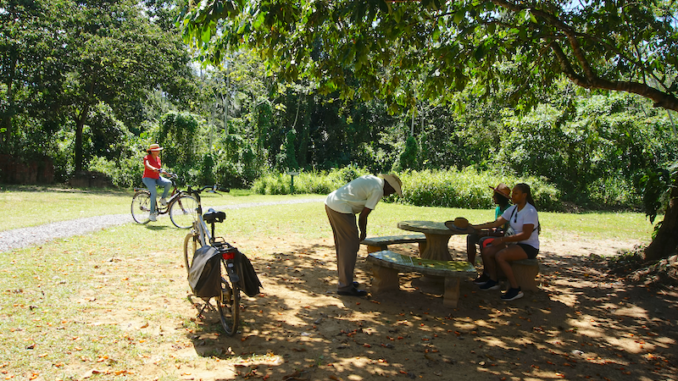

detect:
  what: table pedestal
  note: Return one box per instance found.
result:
[420,233,453,261]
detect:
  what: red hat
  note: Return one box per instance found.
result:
[148,143,163,152]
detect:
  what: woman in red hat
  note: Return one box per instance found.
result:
[142,144,172,222]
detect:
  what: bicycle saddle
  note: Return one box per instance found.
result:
[203,208,226,224]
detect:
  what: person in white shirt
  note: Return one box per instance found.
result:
[469,183,540,301]
[325,174,403,297]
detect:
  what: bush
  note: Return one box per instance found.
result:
[251,166,371,195]
[398,168,562,211]
[88,134,153,188]
[251,167,564,211]
[89,156,145,188]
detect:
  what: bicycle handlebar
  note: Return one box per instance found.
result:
[159,169,178,179]
[186,184,221,197]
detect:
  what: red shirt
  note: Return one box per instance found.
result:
[143,154,161,179]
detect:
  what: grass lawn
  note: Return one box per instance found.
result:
[0,185,321,231]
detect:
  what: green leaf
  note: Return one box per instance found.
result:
[487,23,496,34]
[201,26,212,43]
[454,10,465,25]
[253,11,265,29]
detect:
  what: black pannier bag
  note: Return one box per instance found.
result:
[188,246,222,298]
[234,250,262,297]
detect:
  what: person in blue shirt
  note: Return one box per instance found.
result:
[466,183,511,265]
[469,183,540,301]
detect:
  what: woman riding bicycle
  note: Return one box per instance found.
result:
[142,143,172,222]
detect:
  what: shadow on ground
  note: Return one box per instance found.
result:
[183,241,677,380]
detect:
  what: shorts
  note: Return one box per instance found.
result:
[517,243,539,259]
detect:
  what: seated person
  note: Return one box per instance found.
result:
[467,183,511,266]
[470,183,540,301]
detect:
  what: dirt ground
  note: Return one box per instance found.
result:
[76,233,678,381]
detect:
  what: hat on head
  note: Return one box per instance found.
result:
[380,173,403,197]
[489,183,510,199]
[148,143,163,152]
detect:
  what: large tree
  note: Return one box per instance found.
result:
[1,0,194,171]
[0,0,68,152]
[180,0,678,259]
[62,0,194,171]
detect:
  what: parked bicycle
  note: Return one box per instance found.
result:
[130,172,199,228]
[183,185,247,336]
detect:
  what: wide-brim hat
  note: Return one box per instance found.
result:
[380,173,403,197]
[489,183,510,199]
[148,143,163,152]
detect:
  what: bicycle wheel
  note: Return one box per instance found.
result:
[217,259,240,336]
[131,191,151,224]
[183,230,199,274]
[169,195,199,229]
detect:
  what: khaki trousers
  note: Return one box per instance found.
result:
[325,204,360,292]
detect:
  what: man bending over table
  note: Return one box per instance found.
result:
[325,174,403,297]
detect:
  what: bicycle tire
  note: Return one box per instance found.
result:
[217,259,240,336]
[169,195,199,229]
[183,230,199,274]
[131,191,152,224]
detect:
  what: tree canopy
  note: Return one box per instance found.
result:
[180,0,678,112]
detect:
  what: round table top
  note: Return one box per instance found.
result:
[397,220,462,235]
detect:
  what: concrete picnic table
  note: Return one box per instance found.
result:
[397,220,472,261]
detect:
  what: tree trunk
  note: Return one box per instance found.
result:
[1,57,17,149]
[74,103,90,172]
[644,175,678,261]
[297,95,311,168]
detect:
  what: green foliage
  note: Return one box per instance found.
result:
[252,167,562,211]
[495,92,677,208]
[158,111,201,169]
[395,135,420,171]
[180,0,678,113]
[639,164,677,224]
[88,134,154,188]
[1,0,195,174]
[276,130,299,172]
[252,166,371,195]
[397,168,562,211]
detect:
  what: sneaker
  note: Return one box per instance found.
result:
[159,198,168,206]
[337,287,368,297]
[479,279,500,291]
[149,213,157,222]
[352,281,360,288]
[473,273,490,285]
[501,287,524,301]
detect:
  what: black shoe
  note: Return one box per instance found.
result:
[473,273,490,285]
[337,287,368,297]
[352,281,360,288]
[479,279,500,291]
[501,287,524,301]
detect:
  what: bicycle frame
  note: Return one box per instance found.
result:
[188,187,211,245]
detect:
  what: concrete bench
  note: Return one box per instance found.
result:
[366,250,476,307]
[361,234,427,254]
[508,258,540,292]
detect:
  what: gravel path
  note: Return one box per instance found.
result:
[0,198,324,253]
